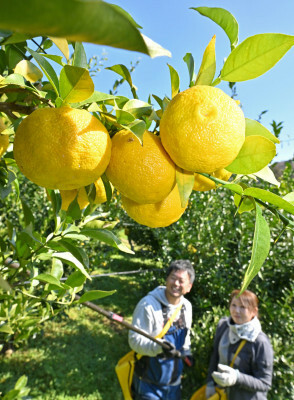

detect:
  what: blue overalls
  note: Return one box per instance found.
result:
[132,304,188,400]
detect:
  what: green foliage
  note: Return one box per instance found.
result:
[0,4,293,399]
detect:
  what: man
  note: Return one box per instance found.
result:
[128,259,195,400]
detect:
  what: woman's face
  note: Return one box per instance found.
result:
[229,296,257,325]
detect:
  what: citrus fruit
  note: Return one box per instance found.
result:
[160,85,245,173]
[0,118,9,157]
[60,187,89,211]
[60,177,110,211]
[106,129,176,204]
[193,169,232,192]
[13,106,111,190]
[121,184,187,228]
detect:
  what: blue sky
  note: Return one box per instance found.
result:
[84,0,294,163]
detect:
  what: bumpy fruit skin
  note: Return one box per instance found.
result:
[121,184,187,228]
[160,85,245,173]
[106,130,176,204]
[193,169,232,192]
[0,119,9,157]
[13,106,111,190]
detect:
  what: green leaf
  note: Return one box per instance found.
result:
[283,192,294,205]
[21,199,34,227]
[58,238,89,269]
[167,64,180,98]
[240,204,271,292]
[223,183,243,195]
[52,252,91,279]
[27,48,59,96]
[122,120,146,143]
[183,53,196,86]
[72,42,88,68]
[0,0,170,58]
[14,375,28,390]
[226,136,276,174]
[59,65,94,103]
[106,64,137,98]
[245,118,280,144]
[65,270,86,288]
[48,36,69,61]
[176,168,194,207]
[116,109,136,125]
[220,34,294,82]
[122,99,152,119]
[51,258,64,281]
[251,166,280,187]
[0,275,12,292]
[195,35,216,86]
[47,189,62,215]
[243,187,294,215]
[1,73,26,86]
[76,290,116,303]
[192,7,238,49]
[33,273,63,288]
[234,193,255,214]
[0,324,14,334]
[80,228,134,254]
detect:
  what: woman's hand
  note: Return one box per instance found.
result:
[212,364,239,387]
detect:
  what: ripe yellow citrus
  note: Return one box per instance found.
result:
[0,118,9,157]
[160,85,245,173]
[193,169,232,192]
[106,129,176,204]
[60,187,89,211]
[60,177,110,211]
[13,106,111,190]
[121,184,187,228]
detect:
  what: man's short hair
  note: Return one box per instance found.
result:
[166,259,195,284]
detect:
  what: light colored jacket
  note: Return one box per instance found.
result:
[128,286,192,357]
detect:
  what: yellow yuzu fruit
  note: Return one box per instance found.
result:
[60,177,110,210]
[13,106,111,190]
[121,184,187,228]
[93,177,110,205]
[106,129,176,204]
[160,85,245,173]
[193,169,232,192]
[0,118,9,157]
[60,187,89,211]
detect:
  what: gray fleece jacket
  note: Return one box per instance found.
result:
[128,286,192,357]
[207,317,274,400]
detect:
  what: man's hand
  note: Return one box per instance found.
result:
[161,340,180,358]
[212,364,239,387]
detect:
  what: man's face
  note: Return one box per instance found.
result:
[165,269,192,303]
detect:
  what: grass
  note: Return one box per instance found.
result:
[0,254,166,399]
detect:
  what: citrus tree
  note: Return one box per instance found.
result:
[0,1,294,355]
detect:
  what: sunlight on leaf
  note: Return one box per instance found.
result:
[49,36,69,61]
[59,65,94,103]
[176,168,194,207]
[245,118,280,144]
[0,0,171,58]
[221,33,294,82]
[192,7,238,49]
[14,60,43,83]
[251,166,280,187]
[77,290,117,304]
[243,187,294,215]
[240,204,270,292]
[226,136,276,174]
[168,64,180,98]
[195,35,216,86]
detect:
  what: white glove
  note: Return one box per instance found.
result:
[212,364,239,387]
[205,383,216,398]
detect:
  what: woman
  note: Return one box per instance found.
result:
[205,289,273,400]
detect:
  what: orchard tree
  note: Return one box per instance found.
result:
[0,1,294,354]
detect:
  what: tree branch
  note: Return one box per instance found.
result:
[0,102,37,118]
